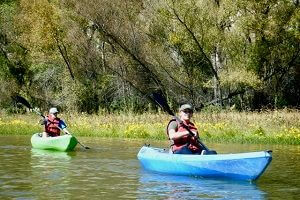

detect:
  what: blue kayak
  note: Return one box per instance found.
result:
[137,146,272,181]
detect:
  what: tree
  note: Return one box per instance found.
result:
[0,0,31,110]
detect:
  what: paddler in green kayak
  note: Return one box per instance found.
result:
[41,107,71,137]
[167,104,205,154]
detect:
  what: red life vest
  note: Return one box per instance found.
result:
[45,115,61,137]
[166,119,201,153]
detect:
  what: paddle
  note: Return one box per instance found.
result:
[150,92,217,154]
[77,140,90,149]
[53,125,90,150]
[15,95,90,149]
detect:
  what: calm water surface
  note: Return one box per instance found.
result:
[0,136,299,199]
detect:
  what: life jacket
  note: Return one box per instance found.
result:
[45,115,61,137]
[166,118,201,153]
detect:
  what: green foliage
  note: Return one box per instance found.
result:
[219,68,262,90]
[252,126,266,137]
[201,105,223,114]
[0,0,299,112]
[124,124,150,138]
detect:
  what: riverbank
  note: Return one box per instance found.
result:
[0,110,299,145]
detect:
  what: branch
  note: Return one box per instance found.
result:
[205,89,245,106]
[94,22,163,89]
[170,1,219,81]
[54,34,75,80]
[157,59,190,91]
[263,48,300,81]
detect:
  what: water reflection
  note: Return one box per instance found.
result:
[30,149,76,199]
[31,148,75,160]
[0,145,33,199]
[0,136,299,199]
[138,170,266,200]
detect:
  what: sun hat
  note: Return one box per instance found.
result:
[49,107,59,114]
[179,104,193,111]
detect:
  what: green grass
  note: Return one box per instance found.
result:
[0,109,299,145]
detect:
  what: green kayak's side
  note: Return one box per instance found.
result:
[31,133,78,151]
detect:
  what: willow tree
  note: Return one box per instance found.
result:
[8,0,298,113]
[0,0,31,110]
[141,0,262,109]
[144,0,299,109]
[13,0,73,111]
[16,0,113,113]
[235,0,300,108]
[61,0,172,112]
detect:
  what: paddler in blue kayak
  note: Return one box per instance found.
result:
[167,104,205,154]
[41,107,71,137]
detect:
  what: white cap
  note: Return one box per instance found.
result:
[179,104,193,111]
[49,107,59,114]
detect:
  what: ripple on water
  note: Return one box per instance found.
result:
[0,137,300,199]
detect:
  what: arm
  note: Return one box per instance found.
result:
[59,120,71,135]
[168,121,197,140]
[168,129,190,140]
[62,128,71,135]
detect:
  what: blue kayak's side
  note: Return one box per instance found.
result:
[137,146,272,181]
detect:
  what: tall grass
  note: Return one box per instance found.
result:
[0,109,299,145]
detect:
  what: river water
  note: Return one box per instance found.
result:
[0,136,299,199]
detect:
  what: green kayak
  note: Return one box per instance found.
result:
[31,133,78,151]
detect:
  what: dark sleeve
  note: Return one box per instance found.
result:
[59,120,67,129]
[168,120,178,131]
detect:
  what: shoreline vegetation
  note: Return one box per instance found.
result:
[0,109,299,145]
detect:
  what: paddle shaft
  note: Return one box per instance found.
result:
[77,141,90,149]
[49,121,90,149]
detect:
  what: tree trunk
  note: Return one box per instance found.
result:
[211,46,222,105]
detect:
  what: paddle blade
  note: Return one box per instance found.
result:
[14,95,32,109]
[150,92,174,116]
[77,141,90,149]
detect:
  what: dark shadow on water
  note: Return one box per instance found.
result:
[138,170,266,200]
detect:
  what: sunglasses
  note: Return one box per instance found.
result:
[182,109,193,114]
